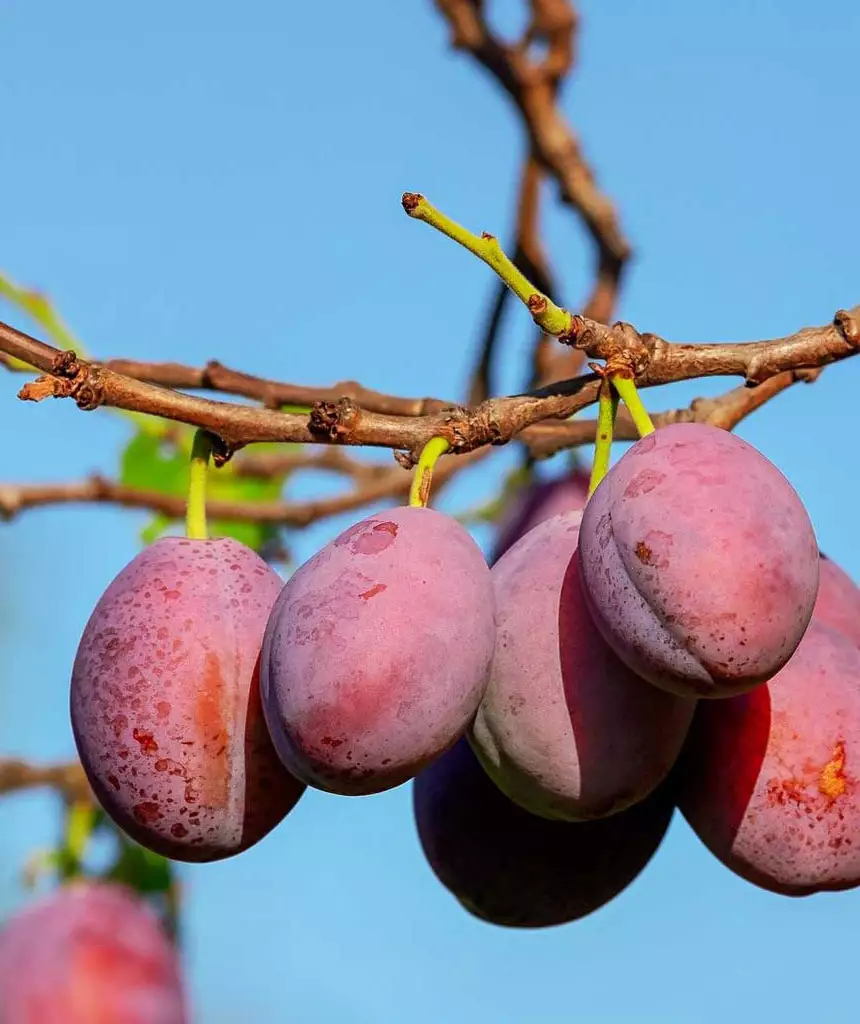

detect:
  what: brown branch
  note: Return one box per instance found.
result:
[524,368,818,458]
[0,350,448,418]
[233,446,396,481]
[435,0,630,322]
[0,370,820,525]
[0,447,490,530]
[1,309,858,456]
[0,758,91,803]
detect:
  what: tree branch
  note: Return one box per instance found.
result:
[0,447,490,529]
[1,308,857,457]
[0,758,91,803]
[524,367,819,458]
[434,0,630,321]
[0,369,821,525]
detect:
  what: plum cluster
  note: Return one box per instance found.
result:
[65,422,860,928]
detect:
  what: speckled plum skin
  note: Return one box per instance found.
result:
[578,423,819,698]
[260,506,496,795]
[677,621,860,895]
[814,553,860,648]
[490,468,590,564]
[413,738,675,928]
[0,882,187,1023]
[471,511,695,820]
[71,537,305,863]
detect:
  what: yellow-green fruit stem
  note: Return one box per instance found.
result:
[588,380,619,497]
[611,375,655,437]
[186,430,214,540]
[409,437,451,508]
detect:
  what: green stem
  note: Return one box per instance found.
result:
[611,375,655,437]
[409,437,451,508]
[402,193,572,336]
[588,380,619,497]
[186,430,214,539]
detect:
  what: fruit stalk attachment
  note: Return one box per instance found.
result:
[610,374,655,437]
[409,436,451,508]
[185,429,215,540]
[588,378,619,497]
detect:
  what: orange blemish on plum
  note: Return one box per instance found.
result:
[192,652,229,808]
[132,728,158,755]
[133,801,163,824]
[154,758,188,778]
[819,741,847,801]
[634,541,653,565]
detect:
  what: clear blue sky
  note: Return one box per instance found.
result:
[1,2,859,1021]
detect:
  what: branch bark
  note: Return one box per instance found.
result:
[0,758,91,803]
[434,0,630,322]
[1,308,856,457]
[0,448,490,529]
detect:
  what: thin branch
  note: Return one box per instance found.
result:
[0,758,91,803]
[1,309,857,456]
[0,350,449,419]
[0,447,490,529]
[0,370,821,525]
[434,0,630,320]
[233,446,396,481]
[524,368,818,458]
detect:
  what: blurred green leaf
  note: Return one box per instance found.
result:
[106,836,173,896]
[120,428,293,553]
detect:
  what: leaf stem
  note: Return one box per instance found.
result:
[402,193,572,336]
[588,379,619,496]
[611,375,655,437]
[409,437,451,508]
[186,430,214,539]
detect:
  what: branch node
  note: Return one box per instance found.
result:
[834,309,860,349]
[309,398,361,443]
[401,192,423,215]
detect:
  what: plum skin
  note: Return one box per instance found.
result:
[491,468,590,564]
[677,621,860,896]
[413,738,675,928]
[0,881,187,1024]
[471,510,695,820]
[814,553,860,648]
[261,506,496,795]
[71,536,305,863]
[578,422,819,698]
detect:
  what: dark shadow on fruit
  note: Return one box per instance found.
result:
[241,652,306,849]
[413,738,675,928]
[675,683,772,860]
[557,553,694,817]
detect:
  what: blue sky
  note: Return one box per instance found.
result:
[1,1,859,1021]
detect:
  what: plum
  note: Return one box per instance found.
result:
[578,422,818,698]
[471,510,695,820]
[71,537,305,862]
[490,467,590,564]
[814,553,860,648]
[260,506,495,795]
[677,620,860,895]
[413,738,675,928]
[0,881,187,1023]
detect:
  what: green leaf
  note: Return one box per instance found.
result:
[106,836,173,896]
[119,428,294,553]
